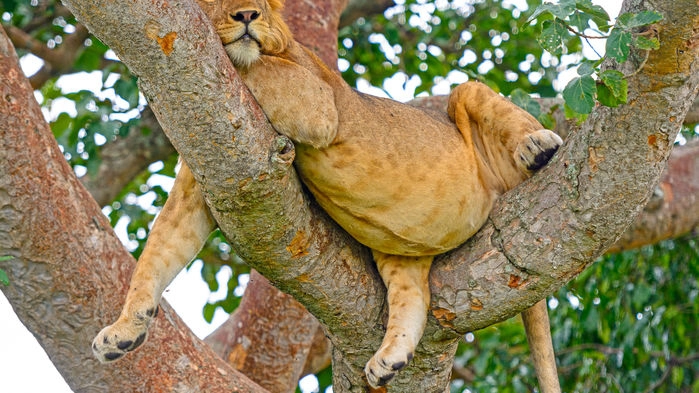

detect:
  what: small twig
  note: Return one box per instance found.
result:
[565,24,607,40]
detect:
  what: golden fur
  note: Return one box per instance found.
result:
[92,0,563,389]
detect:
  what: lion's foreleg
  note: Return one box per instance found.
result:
[240,56,339,149]
[522,299,561,393]
[364,251,433,388]
[92,162,215,363]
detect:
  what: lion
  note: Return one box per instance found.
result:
[92,0,564,390]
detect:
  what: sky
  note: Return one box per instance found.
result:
[0,1,622,392]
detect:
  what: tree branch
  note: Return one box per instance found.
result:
[4,21,92,88]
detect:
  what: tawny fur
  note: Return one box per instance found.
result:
[92,0,563,390]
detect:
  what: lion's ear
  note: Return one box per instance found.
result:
[268,0,284,10]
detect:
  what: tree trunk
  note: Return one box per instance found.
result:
[0,28,266,393]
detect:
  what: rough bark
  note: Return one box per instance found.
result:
[0,27,266,393]
[608,139,699,252]
[54,0,699,391]
[282,0,347,67]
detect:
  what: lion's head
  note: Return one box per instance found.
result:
[198,0,292,67]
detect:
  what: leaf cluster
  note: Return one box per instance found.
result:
[338,0,566,99]
[531,0,661,116]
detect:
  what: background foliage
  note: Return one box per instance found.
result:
[2,0,697,392]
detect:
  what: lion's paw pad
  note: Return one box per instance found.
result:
[92,307,158,363]
[365,349,414,387]
[515,129,563,172]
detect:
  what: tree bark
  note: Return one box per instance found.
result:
[0,27,266,393]
[608,139,699,252]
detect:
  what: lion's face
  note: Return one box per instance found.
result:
[198,0,292,67]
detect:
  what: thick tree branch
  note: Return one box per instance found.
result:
[609,139,699,252]
[0,27,266,393]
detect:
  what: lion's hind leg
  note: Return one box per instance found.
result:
[364,251,433,388]
[447,81,562,186]
[92,163,215,363]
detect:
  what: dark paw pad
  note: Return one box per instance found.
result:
[146,306,159,318]
[391,361,407,371]
[378,373,395,386]
[104,352,124,361]
[526,146,559,171]
[132,332,147,349]
[116,340,133,350]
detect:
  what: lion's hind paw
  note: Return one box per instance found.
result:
[92,306,158,363]
[364,344,414,388]
[515,129,563,173]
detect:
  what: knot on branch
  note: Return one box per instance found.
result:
[271,135,295,168]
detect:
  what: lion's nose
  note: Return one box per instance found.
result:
[231,10,260,24]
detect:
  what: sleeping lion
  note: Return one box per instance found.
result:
[92,0,563,389]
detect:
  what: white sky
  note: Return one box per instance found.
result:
[0,1,621,392]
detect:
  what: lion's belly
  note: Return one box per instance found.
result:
[295,125,496,256]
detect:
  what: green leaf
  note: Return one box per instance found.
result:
[568,10,591,33]
[575,0,610,31]
[563,75,596,114]
[597,83,623,108]
[577,61,595,76]
[0,258,10,286]
[538,112,556,131]
[50,112,73,139]
[75,37,110,72]
[619,11,663,29]
[530,0,577,21]
[599,70,627,102]
[672,366,684,387]
[202,303,216,323]
[598,70,626,98]
[605,28,632,62]
[539,19,570,55]
[510,88,541,118]
[114,76,140,108]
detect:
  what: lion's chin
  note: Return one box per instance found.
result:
[224,41,261,68]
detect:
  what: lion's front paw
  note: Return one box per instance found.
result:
[92,306,158,363]
[364,344,414,388]
[515,129,563,173]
